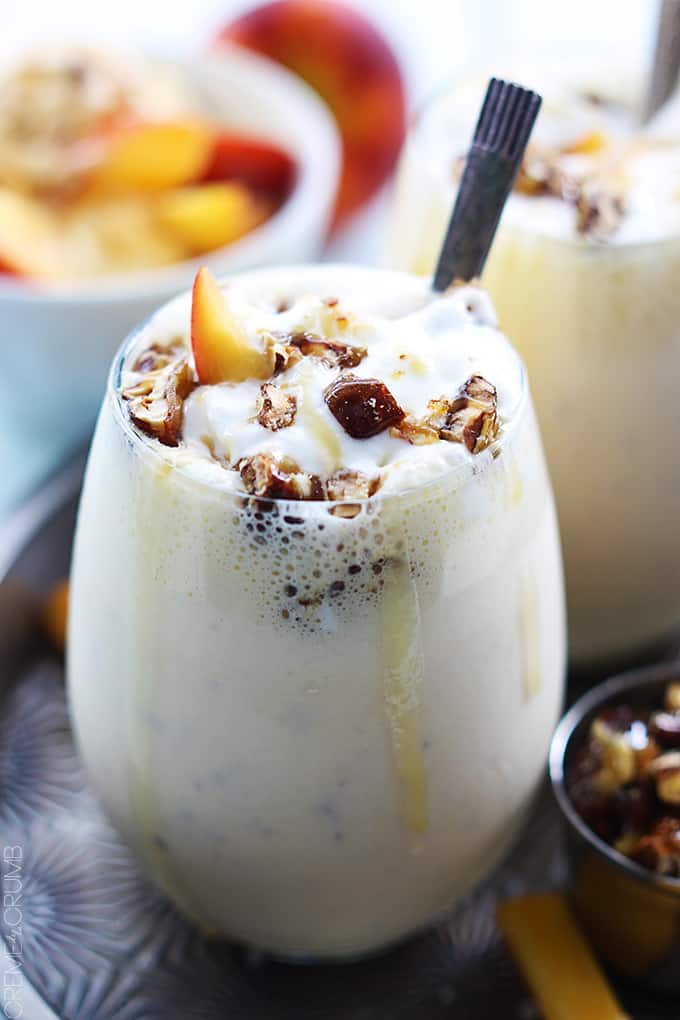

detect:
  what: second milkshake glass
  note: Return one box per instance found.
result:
[391,75,680,668]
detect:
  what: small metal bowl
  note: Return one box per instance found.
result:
[550,661,680,995]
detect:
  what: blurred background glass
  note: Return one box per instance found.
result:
[0,0,663,515]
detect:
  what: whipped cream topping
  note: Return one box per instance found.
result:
[121,266,525,496]
[418,68,680,245]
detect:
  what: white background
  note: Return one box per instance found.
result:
[0,0,660,107]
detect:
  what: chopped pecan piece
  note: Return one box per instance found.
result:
[324,376,404,439]
[290,331,367,369]
[237,453,323,501]
[515,152,559,197]
[326,468,380,501]
[514,142,626,240]
[423,396,454,432]
[122,354,194,447]
[666,681,680,713]
[646,752,680,805]
[388,377,499,452]
[575,181,625,240]
[263,333,302,375]
[328,503,361,519]
[515,150,579,202]
[589,717,636,792]
[649,711,680,748]
[132,338,186,373]
[439,374,499,453]
[389,417,439,445]
[630,818,680,876]
[636,735,662,772]
[464,374,497,402]
[256,383,297,431]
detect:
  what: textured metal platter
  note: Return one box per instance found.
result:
[0,454,676,1020]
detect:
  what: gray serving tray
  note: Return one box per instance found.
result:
[0,453,674,1019]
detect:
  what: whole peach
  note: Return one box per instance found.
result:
[215,0,406,231]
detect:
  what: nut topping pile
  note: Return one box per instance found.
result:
[124,275,504,502]
[122,341,195,446]
[325,468,380,501]
[511,138,627,240]
[568,680,680,876]
[574,181,625,242]
[237,454,379,508]
[289,331,367,368]
[263,329,368,375]
[392,374,499,453]
[237,453,324,501]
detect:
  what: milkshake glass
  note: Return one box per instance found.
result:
[68,265,565,957]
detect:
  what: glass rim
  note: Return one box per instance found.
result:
[107,281,531,509]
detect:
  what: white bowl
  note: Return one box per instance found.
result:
[0,45,341,435]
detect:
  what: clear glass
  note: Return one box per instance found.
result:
[68,286,565,959]
[391,88,680,668]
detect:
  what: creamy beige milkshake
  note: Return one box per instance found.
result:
[392,72,680,666]
[68,264,565,957]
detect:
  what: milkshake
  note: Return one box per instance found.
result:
[68,264,565,957]
[392,71,680,666]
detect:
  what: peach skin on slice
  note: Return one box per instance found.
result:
[157,183,270,253]
[203,134,297,200]
[191,267,273,383]
[91,121,215,193]
[0,188,65,281]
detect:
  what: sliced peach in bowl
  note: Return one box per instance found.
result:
[204,134,297,200]
[0,188,65,281]
[91,121,215,193]
[62,195,190,276]
[157,182,271,253]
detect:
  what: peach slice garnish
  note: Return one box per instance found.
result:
[91,121,215,193]
[0,188,65,280]
[157,183,270,252]
[191,267,273,383]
